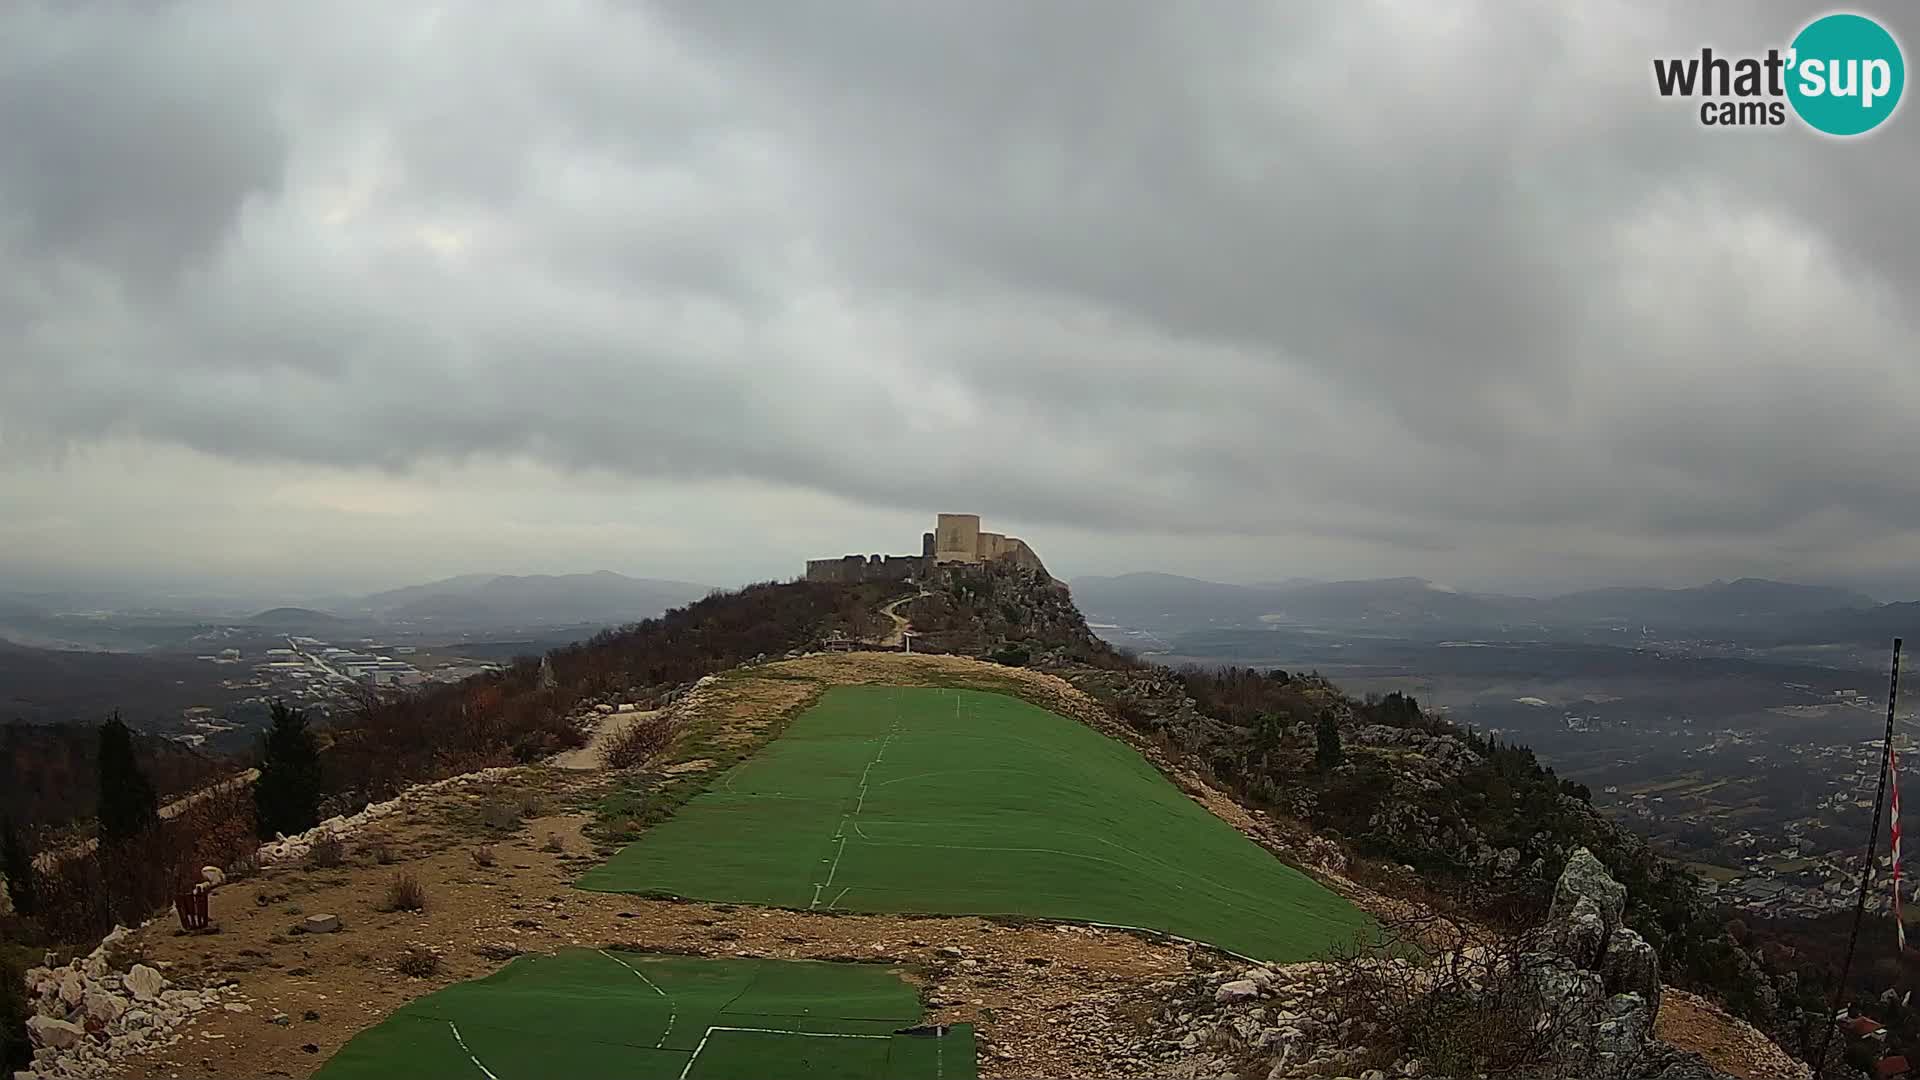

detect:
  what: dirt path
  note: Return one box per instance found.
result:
[548,709,662,770]
[874,590,925,647]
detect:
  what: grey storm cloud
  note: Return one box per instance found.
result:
[5,0,1920,589]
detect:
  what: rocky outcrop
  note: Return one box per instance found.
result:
[17,925,245,1080]
[1543,847,1663,1025]
[1127,849,1759,1079]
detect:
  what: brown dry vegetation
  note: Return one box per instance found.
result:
[110,759,1190,1080]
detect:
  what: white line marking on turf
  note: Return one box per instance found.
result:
[598,949,676,1048]
[677,1026,891,1080]
[447,1021,501,1080]
[828,886,850,909]
[820,834,849,891]
[809,704,902,908]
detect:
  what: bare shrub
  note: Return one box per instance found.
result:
[305,834,345,869]
[1318,912,1584,1077]
[395,946,441,977]
[366,840,396,865]
[470,845,496,869]
[603,716,679,770]
[540,833,564,853]
[33,788,261,943]
[225,847,262,882]
[477,793,521,832]
[380,872,426,913]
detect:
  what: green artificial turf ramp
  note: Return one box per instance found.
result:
[579,685,1370,960]
[314,950,974,1080]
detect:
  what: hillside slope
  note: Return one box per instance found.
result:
[908,561,1829,1069]
[8,570,1824,1079]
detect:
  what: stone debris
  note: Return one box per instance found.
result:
[16,925,244,1080]
[254,766,521,863]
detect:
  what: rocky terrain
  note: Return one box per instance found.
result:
[6,576,1818,1079]
[1118,850,1806,1080]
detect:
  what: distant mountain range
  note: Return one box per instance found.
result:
[1069,572,1884,639]
[252,571,717,630]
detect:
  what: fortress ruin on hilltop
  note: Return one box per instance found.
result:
[804,513,1048,584]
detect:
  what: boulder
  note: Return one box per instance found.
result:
[57,971,83,1007]
[1214,979,1260,1004]
[123,964,165,1001]
[82,990,125,1023]
[201,865,226,888]
[1602,929,1663,1017]
[26,1016,83,1050]
[1557,893,1609,969]
[1550,848,1626,938]
[302,914,343,934]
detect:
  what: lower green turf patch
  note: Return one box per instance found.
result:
[314,950,973,1080]
[578,685,1370,960]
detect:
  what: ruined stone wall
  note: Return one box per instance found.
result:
[804,554,924,585]
[998,537,1047,574]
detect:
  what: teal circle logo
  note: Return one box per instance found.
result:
[1787,13,1905,136]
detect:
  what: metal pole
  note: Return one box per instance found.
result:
[1814,637,1902,1080]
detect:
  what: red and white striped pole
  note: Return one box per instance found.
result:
[1894,738,1905,952]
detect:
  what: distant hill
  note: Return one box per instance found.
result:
[1763,599,1920,645]
[356,573,500,612]
[1543,578,1875,625]
[247,606,348,627]
[1071,573,1533,630]
[356,571,715,628]
[1071,572,1880,636]
[1070,573,1286,626]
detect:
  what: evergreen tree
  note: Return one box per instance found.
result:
[1315,711,1344,771]
[96,712,158,843]
[254,701,322,840]
[0,816,33,916]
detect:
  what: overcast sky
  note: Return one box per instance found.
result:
[5,1,1920,600]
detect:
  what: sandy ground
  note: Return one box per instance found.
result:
[547,709,663,770]
[1656,988,1812,1080]
[111,765,1189,1079]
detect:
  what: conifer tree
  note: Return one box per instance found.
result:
[254,701,323,839]
[97,712,159,843]
[1314,711,1344,771]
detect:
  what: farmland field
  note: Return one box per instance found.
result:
[579,685,1369,961]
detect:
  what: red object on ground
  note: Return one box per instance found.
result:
[174,883,210,930]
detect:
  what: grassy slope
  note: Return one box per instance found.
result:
[316,950,973,1080]
[580,685,1370,961]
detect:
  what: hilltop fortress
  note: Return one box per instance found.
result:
[804,513,1048,584]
